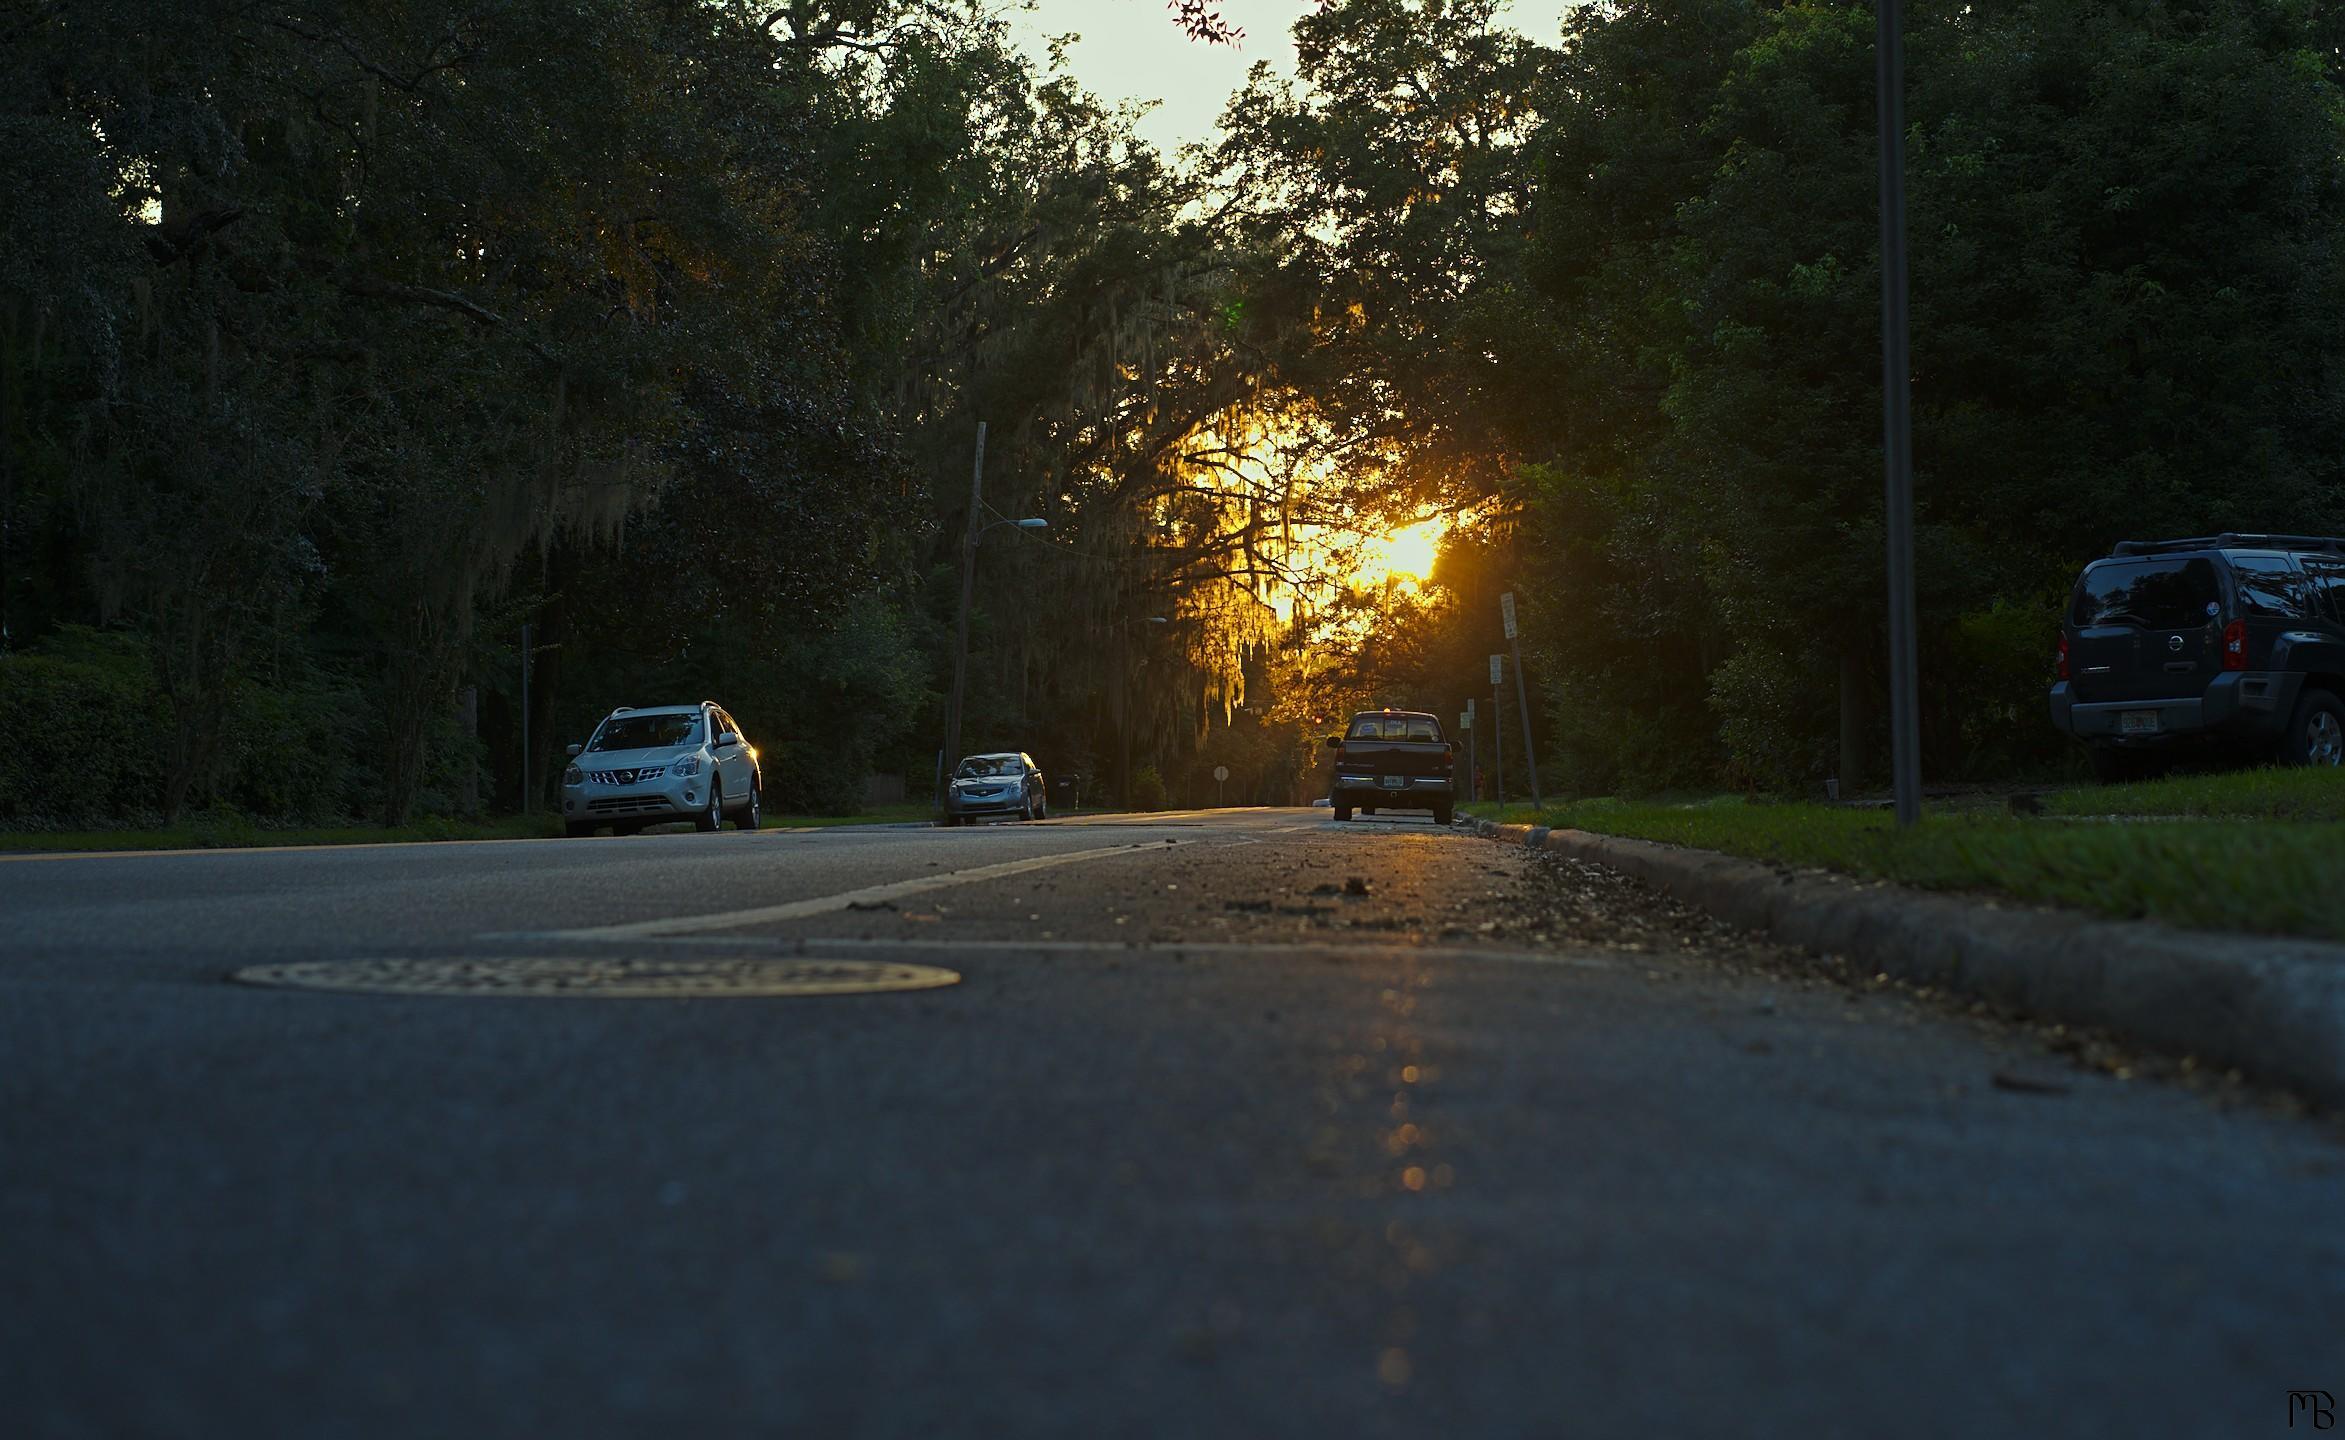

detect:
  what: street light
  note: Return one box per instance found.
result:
[1877,0,1922,827]
[939,420,1051,810]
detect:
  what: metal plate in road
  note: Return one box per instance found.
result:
[229,956,962,999]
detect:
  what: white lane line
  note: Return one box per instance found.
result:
[502,840,1188,941]
[507,932,1623,970]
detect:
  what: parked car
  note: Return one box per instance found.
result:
[1324,709,1457,824]
[2051,534,2345,780]
[944,752,1047,824]
[560,702,762,836]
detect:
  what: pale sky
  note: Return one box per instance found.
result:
[1004,0,1578,157]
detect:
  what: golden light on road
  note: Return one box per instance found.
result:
[1353,518,1447,590]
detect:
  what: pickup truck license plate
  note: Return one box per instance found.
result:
[1381,775,1407,789]
[2120,710,2161,736]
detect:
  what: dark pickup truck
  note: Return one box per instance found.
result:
[1325,710,1457,824]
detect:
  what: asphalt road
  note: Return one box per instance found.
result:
[4,808,2340,1438]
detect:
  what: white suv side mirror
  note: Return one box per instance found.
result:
[715,732,740,749]
[565,743,584,758]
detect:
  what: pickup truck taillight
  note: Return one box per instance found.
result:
[2222,619,2247,671]
[2055,632,2069,680]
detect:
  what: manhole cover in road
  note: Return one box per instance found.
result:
[229,956,961,999]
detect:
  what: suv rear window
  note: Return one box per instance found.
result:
[2227,554,2309,619]
[1349,716,1442,742]
[2070,557,2221,629]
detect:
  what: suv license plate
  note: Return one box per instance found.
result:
[2120,710,2161,736]
[1381,775,1407,789]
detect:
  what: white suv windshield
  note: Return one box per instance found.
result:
[591,714,702,751]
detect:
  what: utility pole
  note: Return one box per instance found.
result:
[1501,593,1542,807]
[1877,0,1923,827]
[942,421,987,810]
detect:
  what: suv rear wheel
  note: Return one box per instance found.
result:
[2283,689,2345,766]
[1333,802,1353,822]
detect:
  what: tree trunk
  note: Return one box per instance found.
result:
[456,685,479,820]
[1837,646,1870,797]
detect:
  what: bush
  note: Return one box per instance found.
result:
[0,628,171,824]
[1708,644,1835,794]
[1129,764,1168,811]
[0,626,366,826]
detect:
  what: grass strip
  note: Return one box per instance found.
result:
[2044,765,2345,822]
[1518,795,2345,944]
[763,803,937,829]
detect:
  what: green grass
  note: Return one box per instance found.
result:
[0,813,565,853]
[2045,764,2345,822]
[1502,775,2345,943]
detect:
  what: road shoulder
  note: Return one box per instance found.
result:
[1469,818,2345,1107]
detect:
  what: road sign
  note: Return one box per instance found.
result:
[1458,712,1469,732]
[1489,654,1504,687]
[1466,697,1476,720]
[1500,592,1518,640]
[1212,765,1229,782]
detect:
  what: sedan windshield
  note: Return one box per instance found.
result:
[591,713,702,752]
[956,758,1020,778]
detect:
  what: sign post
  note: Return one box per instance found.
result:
[1461,698,1476,804]
[1500,592,1542,807]
[1213,763,1229,808]
[1489,654,1506,810]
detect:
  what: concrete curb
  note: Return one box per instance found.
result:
[1468,819,2345,1107]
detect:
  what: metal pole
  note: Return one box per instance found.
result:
[1493,684,1506,811]
[1877,0,1922,827]
[519,622,532,814]
[1507,631,1542,808]
[1466,709,1477,803]
[943,422,987,811]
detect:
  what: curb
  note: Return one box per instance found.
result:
[1467,819,2345,1107]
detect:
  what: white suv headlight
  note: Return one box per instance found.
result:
[672,755,703,777]
[564,765,584,786]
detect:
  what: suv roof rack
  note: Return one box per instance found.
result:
[2110,533,2345,557]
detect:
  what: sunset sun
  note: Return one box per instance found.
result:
[1355,518,1447,589]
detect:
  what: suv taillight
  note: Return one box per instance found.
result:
[2055,632,2070,680]
[2222,619,2247,671]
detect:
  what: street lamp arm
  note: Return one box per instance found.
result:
[978,516,1048,538]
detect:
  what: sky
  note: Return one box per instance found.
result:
[1004,0,1577,157]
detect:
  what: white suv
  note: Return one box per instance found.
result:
[560,702,762,837]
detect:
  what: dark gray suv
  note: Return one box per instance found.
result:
[2050,534,2345,779]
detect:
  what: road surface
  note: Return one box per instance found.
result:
[3,808,2338,1437]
